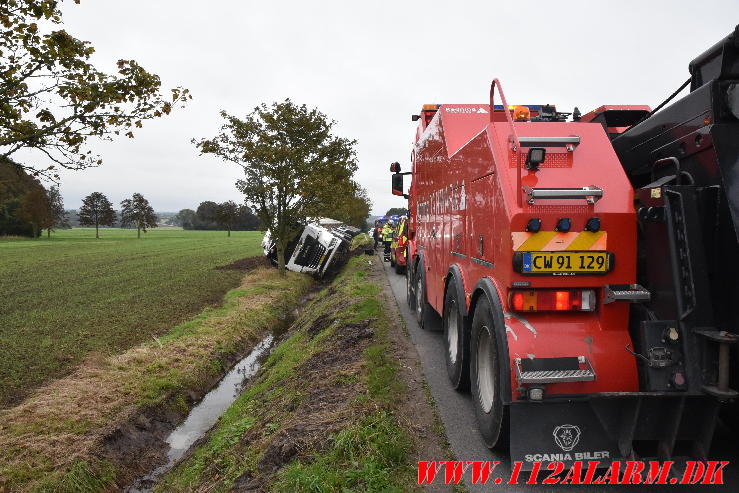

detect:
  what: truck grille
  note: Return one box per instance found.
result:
[307,244,326,268]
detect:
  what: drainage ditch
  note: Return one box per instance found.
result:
[120,255,383,492]
[124,288,312,492]
[126,334,275,492]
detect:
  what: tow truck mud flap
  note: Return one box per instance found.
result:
[509,395,719,470]
[510,400,619,470]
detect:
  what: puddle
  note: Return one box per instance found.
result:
[127,335,274,492]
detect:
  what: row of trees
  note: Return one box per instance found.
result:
[77,192,158,238]
[2,3,371,261]
[385,207,408,217]
[0,161,263,239]
[173,201,260,235]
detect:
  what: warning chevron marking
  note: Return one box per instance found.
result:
[512,231,607,251]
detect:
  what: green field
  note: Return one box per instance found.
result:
[0,228,265,408]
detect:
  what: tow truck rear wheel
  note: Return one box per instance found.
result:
[414,258,431,329]
[406,262,415,310]
[443,286,470,390]
[470,296,509,450]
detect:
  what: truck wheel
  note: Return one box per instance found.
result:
[443,286,470,390]
[406,262,415,310]
[470,296,509,450]
[414,259,430,329]
[394,262,405,275]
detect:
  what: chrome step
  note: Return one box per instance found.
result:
[517,136,581,148]
[603,284,651,304]
[515,356,596,384]
[522,185,603,205]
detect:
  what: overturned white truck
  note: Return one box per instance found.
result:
[261,219,359,277]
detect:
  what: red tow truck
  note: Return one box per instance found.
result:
[392,27,739,467]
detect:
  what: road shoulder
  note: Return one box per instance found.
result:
[375,256,459,492]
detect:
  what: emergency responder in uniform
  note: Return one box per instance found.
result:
[373,220,382,250]
[382,222,393,261]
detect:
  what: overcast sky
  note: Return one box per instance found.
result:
[27,0,739,214]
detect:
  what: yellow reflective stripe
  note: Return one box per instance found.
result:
[513,231,608,251]
[541,232,579,250]
[564,231,605,251]
[516,232,557,251]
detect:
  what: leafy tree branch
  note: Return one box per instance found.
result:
[0,0,191,179]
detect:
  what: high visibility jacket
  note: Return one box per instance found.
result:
[382,225,393,241]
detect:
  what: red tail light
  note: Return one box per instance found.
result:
[509,289,595,312]
[512,292,525,311]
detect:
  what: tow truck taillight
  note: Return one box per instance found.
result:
[510,289,596,312]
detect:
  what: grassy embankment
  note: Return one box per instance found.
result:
[0,228,264,407]
[157,253,423,492]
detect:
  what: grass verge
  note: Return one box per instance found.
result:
[0,266,312,492]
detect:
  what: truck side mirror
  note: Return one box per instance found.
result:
[392,173,404,196]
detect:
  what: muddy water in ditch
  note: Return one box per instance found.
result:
[127,334,274,493]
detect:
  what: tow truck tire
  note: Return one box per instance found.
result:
[394,262,405,275]
[414,258,431,330]
[470,296,509,450]
[443,286,470,390]
[406,260,415,310]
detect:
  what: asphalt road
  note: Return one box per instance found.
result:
[379,256,738,492]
